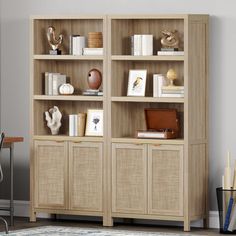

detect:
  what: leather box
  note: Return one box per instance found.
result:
[137,108,180,139]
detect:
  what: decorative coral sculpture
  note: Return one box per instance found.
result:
[45,106,62,135]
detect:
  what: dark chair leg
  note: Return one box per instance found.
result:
[0,217,9,234]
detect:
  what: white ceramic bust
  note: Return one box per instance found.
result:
[45,106,62,135]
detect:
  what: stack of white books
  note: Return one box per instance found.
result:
[83,48,103,56]
[157,48,184,56]
[82,89,103,96]
[161,86,184,98]
[45,72,67,95]
[131,34,153,56]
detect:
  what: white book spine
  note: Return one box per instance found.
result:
[72,36,77,55]
[153,74,165,97]
[142,35,153,56]
[161,93,184,98]
[44,72,49,95]
[133,35,142,56]
[48,73,53,95]
[74,115,78,136]
[52,73,61,95]
[69,35,73,55]
[131,36,134,55]
[157,51,184,56]
[77,36,85,55]
[69,115,75,136]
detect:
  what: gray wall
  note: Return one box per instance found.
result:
[1,0,236,211]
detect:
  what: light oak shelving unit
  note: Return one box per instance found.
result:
[30,14,209,232]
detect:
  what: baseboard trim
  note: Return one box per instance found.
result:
[0,200,219,229]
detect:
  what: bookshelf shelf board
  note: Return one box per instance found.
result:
[111,55,184,61]
[33,95,104,101]
[33,135,104,142]
[111,96,184,103]
[33,55,104,61]
[112,137,184,145]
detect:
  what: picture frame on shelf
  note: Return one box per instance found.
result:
[127,69,147,96]
[85,109,103,136]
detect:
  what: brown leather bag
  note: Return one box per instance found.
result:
[143,108,180,139]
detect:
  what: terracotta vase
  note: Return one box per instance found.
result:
[87,68,102,90]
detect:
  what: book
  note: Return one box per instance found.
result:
[72,36,85,55]
[44,72,49,95]
[82,90,103,96]
[161,48,179,51]
[153,74,166,97]
[131,35,134,55]
[142,35,153,56]
[161,93,184,98]
[133,35,142,56]
[157,51,184,56]
[137,130,165,139]
[162,86,184,91]
[52,74,66,95]
[162,90,184,94]
[83,48,103,55]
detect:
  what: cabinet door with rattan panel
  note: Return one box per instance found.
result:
[69,142,103,212]
[112,143,147,214]
[148,144,183,216]
[34,140,68,209]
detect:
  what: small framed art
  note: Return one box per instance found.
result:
[127,69,147,96]
[85,109,103,136]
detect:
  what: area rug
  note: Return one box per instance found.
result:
[0,226,202,235]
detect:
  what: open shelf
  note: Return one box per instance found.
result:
[111,55,184,61]
[34,60,103,95]
[111,102,184,139]
[34,95,103,101]
[111,96,184,103]
[112,137,184,145]
[34,55,104,60]
[34,135,104,142]
[34,100,103,136]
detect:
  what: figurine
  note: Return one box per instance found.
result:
[166,69,177,86]
[161,30,179,49]
[47,26,63,55]
[45,106,62,135]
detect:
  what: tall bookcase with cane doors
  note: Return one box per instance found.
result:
[30,14,209,231]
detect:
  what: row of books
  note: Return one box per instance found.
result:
[131,34,153,56]
[69,114,86,136]
[45,72,67,95]
[69,35,103,56]
[153,74,184,98]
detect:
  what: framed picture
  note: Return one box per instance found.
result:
[127,69,147,96]
[85,109,103,136]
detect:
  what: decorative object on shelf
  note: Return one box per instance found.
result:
[160,30,179,49]
[46,26,63,55]
[59,83,74,95]
[88,32,103,48]
[45,106,62,135]
[137,108,179,139]
[127,69,147,96]
[87,68,102,90]
[166,68,177,86]
[85,109,103,136]
[157,30,184,56]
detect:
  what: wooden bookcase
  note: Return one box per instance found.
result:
[30,14,209,231]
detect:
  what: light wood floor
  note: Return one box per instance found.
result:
[0,217,220,235]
